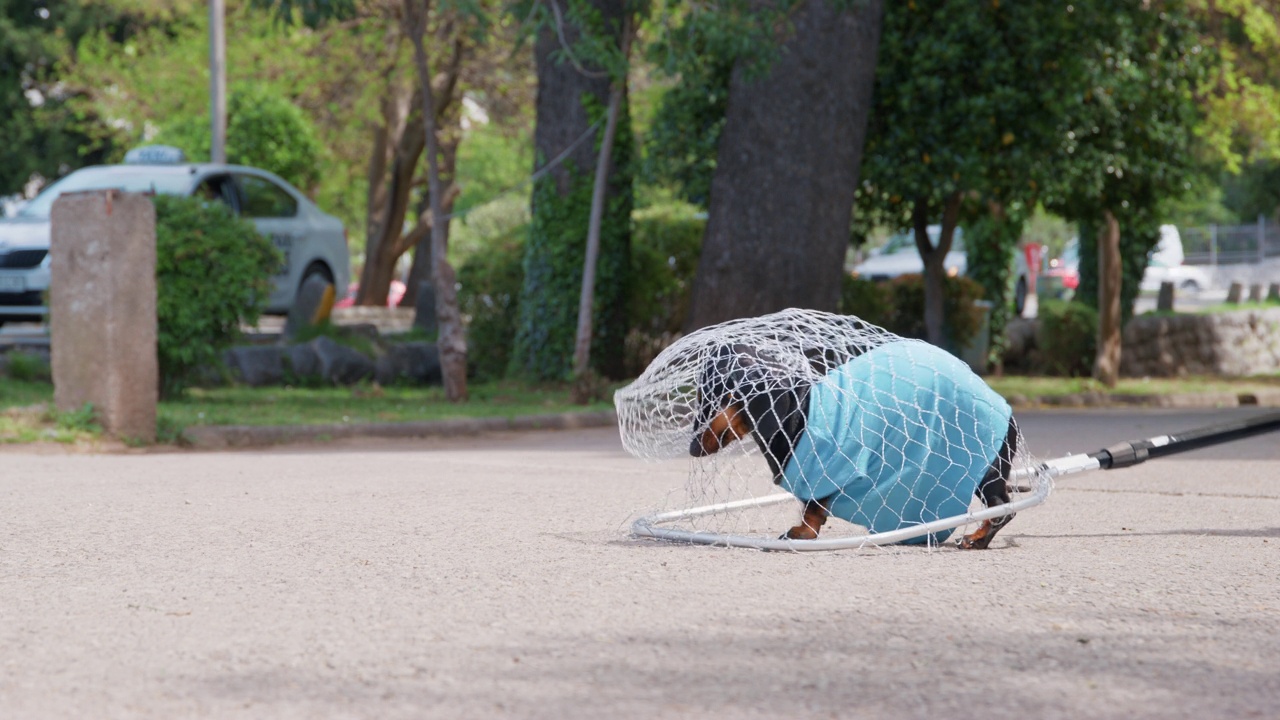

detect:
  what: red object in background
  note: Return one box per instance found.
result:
[334,280,406,309]
[1062,272,1079,290]
[1023,243,1042,293]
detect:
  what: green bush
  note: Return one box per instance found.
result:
[155,195,280,396]
[881,273,987,352]
[1036,300,1098,376]
[838,275,893,326]
[157,86,324,192]
[4,351,50,382]
[629,202,705,336]
[457,224,527,382]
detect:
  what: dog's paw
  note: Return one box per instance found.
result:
[781,525,818,541]
[956,533,993,550]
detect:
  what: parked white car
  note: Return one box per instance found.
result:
[1140,224,1212,293]
[0,145,350,325]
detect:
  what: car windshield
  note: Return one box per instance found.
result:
[16,167,193,219]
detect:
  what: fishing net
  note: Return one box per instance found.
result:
[614,308,1052,550]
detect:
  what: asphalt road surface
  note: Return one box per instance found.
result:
[2,408,1278,719]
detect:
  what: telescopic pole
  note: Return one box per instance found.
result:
[1087,411,1280,470]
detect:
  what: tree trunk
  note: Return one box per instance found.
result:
[1094,209,1122,387]
[406,0,467,401]
[572,20,631,394]
[914,191,961,347]
[686,0,883,329]
[513,0,632,380]
[359,90,425,306]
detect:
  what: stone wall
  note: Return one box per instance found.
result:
[1121,308,1280,377]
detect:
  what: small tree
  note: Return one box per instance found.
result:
[1044,0,1206,386]
[858,0,1083,347]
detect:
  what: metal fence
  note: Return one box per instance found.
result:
[1181,217,1280,266]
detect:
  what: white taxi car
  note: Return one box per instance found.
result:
[0,145,349,324]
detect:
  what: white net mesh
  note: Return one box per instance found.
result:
[615,308,1051,550]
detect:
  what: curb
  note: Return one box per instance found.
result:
[1005,389,1280,410]
[177,390,1280,450]
[182,410,618,449]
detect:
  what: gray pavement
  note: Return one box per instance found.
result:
[2,408,1279,719]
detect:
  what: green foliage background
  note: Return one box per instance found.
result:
[156,86,324,191]
[1036,300,1098,377]
[154,195,280,397]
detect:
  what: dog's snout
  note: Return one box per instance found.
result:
[690,437,707,457]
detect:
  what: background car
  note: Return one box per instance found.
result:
[852,225,1034,314]
[1139,224,1212,293]
[1037,237,1080,303]
[853,226,969,281]
[0,145,350,325]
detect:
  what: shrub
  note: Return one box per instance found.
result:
[4,351,50,382]
[158,86,324,192]
[838,275,893,326]
[457,224,526,382]
[881,273,987,352]
[629,202,705,336]
[155,195,280,396]
[1036,300,1098,376]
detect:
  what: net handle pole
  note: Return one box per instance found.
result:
[1088,410,1280,470]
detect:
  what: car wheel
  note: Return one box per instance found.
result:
[1014,277,1027,316]
[301,262,334,288]
[1179,279,1201,293]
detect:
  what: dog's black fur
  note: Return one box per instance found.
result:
[691,344,1017,548]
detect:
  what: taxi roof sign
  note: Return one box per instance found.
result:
[124,145,188,165]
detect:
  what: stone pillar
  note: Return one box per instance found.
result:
[1248,284,1264,303]
[1156,281,1175,312]
[1268,283,1280,303]
[1227,281,1244,304]
[50,190,157,441]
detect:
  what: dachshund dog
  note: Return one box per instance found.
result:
[690,343,1018,549]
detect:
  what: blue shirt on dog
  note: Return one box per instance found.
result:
[780,339,1013,544]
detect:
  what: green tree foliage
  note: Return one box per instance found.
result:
[1035,300,1098,377]
[857,0,1083,347]
[157,86,324,191]
[1046,1,1206,323]
[0,0,165,196]
[63,1,385,241]
[154,194,280,397]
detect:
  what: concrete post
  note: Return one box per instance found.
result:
[1156,281,1175,312]
[1227,281,1244,304]
[50,190,157,442]
[1249,284,1263,303]
[1268,283,1280,303]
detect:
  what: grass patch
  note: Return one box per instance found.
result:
[1196,300,1280,314]
[988,374,1280,399]
[0,380,102,444]
[156,380,616,429]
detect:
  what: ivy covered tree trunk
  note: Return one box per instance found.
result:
[513,0,633,380]
[963,203,1024,373]
[686,0,883,329]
